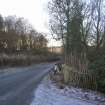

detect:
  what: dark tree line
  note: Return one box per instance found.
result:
[0,15,48,54]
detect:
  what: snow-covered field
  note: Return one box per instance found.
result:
[31,78,105,105]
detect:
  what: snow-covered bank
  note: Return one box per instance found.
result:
[31,79,105,105]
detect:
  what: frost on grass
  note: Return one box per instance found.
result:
[31,79,105,105]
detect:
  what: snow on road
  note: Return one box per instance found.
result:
[31,78,105,105]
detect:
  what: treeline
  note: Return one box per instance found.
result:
[49,0,105,92]
[0,15,48,54]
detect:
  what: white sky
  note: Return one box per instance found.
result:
[0,0,62,46]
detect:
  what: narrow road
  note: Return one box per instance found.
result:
[0,63,54,105]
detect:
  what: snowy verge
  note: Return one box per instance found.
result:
[31,78,105,105]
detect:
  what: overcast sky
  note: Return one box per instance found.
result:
[0,0,49,33]
[0,0,61,46]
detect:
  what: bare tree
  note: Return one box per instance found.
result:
[48,0,85,55]
[91,0,105,50]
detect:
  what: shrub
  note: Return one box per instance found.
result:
[89,54,105,92]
